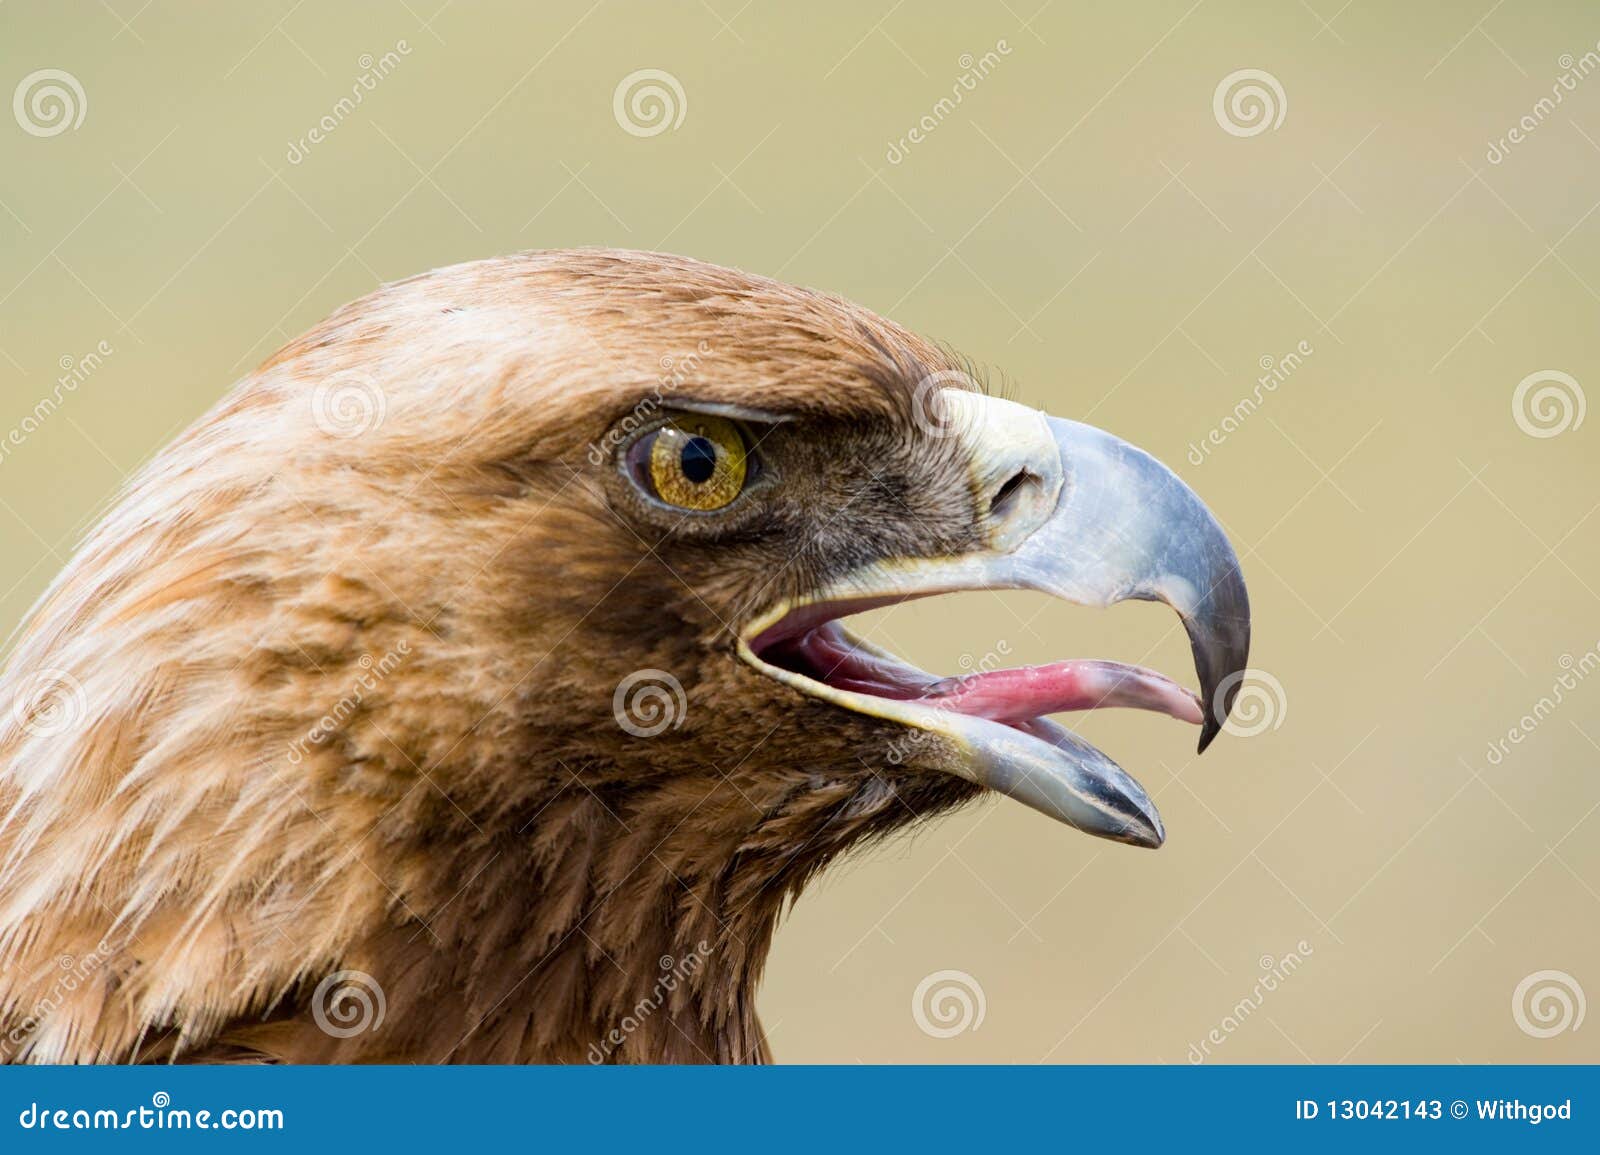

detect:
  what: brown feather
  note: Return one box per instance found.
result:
[0,249,985,1063]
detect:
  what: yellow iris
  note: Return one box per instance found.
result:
[646,416,748,511]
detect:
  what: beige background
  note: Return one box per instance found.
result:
[2,1,1597,1062]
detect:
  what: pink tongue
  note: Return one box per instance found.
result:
[917,659,1203,726]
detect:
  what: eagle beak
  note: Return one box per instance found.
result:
[740,392,1250,848]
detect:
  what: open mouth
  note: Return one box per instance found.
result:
[756,619,1203,730]
[735,395,1249,850]
[739,596,1207,849]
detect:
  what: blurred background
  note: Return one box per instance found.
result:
[1,0,1596,1061]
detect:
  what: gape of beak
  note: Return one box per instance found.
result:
[739,391,1251,848]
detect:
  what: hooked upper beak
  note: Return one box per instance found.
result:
[738,391,1251,848]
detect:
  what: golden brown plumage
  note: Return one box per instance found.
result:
[0,250,992,1062]
[0,248,1248,1064]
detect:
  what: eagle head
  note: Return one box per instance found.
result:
[0,249,1247,1063]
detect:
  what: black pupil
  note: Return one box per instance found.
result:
[679,436,717,484]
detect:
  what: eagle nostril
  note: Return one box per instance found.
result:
[988,469,1035,521]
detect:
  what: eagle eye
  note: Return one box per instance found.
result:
[626,414,750,512]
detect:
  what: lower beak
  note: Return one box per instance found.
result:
[740,392,1250,848]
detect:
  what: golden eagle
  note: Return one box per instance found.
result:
[0,250,1247,1062]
